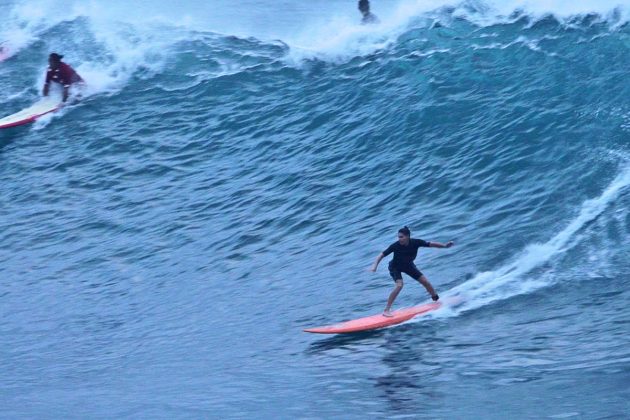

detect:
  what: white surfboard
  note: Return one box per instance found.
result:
[0,95,62,129]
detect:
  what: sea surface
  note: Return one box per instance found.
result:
[1,0,629,418]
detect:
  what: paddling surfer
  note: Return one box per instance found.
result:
[370,226,454,317]
[42,53,84,102]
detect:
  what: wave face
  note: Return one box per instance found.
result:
[1,1,629,418]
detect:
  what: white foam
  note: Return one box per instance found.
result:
[478,0,628,20]
[281,0,628,63]
[430,161,630,316]
[2,0,628,89]
[2,0,176,99]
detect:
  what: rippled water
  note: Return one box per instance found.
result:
[1,0,629,418]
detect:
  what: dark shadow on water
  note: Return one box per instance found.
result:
[307,321,447,411]
[374,323,446,412]
[303,313,453,413]
[304,328,388,354]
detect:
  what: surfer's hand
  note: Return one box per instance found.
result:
[446,241,454,248]
[369,266,377,272]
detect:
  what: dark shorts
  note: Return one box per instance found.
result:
[388,262,423,282]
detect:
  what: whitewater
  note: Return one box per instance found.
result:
[1,0,629,418]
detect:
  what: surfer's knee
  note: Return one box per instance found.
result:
[394,280,403,289]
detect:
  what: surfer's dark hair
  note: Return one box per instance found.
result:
[49,53,64,61]
[398,226,411,236]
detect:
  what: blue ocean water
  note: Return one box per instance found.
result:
[1,0,629,418]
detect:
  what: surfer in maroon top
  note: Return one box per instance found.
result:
[42,53,84,102]
[370,226,454,317]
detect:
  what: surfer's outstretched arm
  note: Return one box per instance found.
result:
[370,252,385,272]
[428,241,454,249]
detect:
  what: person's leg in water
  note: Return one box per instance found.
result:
[384,279,403,316]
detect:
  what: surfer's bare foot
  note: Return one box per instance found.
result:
[383,310,393,317]
[432,294,439,302]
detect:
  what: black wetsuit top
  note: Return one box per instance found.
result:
[382,239,430,268]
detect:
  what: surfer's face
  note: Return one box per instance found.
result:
[398,233,409,245]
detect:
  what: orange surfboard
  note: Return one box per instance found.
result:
[304,302,442,334]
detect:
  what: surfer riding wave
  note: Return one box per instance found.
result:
[370,226,454,317]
